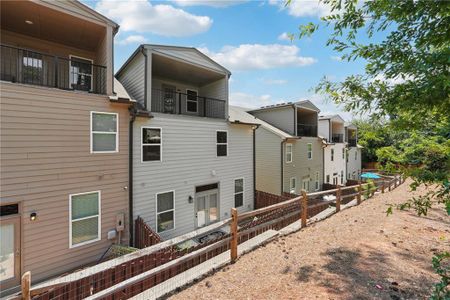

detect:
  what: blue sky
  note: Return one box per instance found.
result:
[83,0,368,120]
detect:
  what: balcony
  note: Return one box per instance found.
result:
[348,138,357,147]
[332,134,344,143]
[297,123,317,137]
[0,44,107,94]
[151,88,226,119]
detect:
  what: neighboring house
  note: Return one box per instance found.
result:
[232,101,324,196]
[0,0,133,291]
[318,115,347,186]
[116,45,255,241]
[345,122,362,180]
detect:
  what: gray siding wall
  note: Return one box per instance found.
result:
[255,128,282,195]
[283,137,324,194]
[346,147,362,179]
[133,114,254,240]
[117,52,145,105]
[151,48,225,73]
[251,107,295,135]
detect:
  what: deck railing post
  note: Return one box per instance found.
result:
[230,208,238,262]
[357,181,362,205]
[381,180,385,193]
[336,186,341,212]
[394,176,398,188]
[301,190,308,228]
[21,271,31,300]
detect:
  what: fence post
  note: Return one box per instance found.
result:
[336,186,341,212]
[301,190,308,228]
[388,179,392,191]
[230,208,238,262]
[21,271,31,300]
[357,181,362,205]
[381,180,385,193]
[394,176,398,188]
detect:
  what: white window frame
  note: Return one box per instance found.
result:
[69,55,93,92]
[69,190,101,248]
[186,89,198,113]
[155,190,175,233]
[302,178,310,191]
[141,127,162,162]
[216,130,228,157]
[331,148,334,161]
[90,111,118,154]
[307,143,313,160]
[286,143,293,163]
[234,178,244,208]
[289,177,297,194]
[315,172,320,191]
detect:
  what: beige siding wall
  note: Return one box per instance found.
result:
[283,137,324,194]
[255,128,282,195]
[0,82,129,284]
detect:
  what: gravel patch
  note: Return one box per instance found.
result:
[169,180,449,299]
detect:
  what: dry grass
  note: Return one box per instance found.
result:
[170,180,449,300]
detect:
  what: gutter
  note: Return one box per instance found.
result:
[281,140,285,194]
[141,46,148,110]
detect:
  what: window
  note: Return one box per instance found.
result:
[234,178,244,207]
[340,171,344,184]
[307,143,312,160]
[216,131,228,156]
[142,127,161,161]
[22,53,43,84]
[186,89,198,113]
[315,172,320,191]
[91,112,118,153]
[342,148,345,159]
[331,149,334,161]
[286,144,293,163]
[302,178,310,191]
[326,175,330,183]
[289,177,296,194]
[156,191,174,233]
[352,171,356,179]
[70,191,100,247]
[70,56,93,91]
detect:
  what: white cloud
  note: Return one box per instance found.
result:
[372,73,414,86]
[277,32,292,42]
[95,0,212,37]
[115,35,147,45]
[330,55,343,61]
[171,0,246,7]
[230,92,278,109]
[262,78,288,85]
[199,44,316,71]
[270,0,331,18]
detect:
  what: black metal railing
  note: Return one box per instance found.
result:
[297,123,317,137]
[348,138,357,147]
[0,44,107,94]
[151,88,226,119]
[331,134,344,143]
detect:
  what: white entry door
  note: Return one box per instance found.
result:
[0,216,20,290]
[195,190,219,228]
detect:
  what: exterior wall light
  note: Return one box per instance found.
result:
[30,212,37,221]
[188,196,193,203]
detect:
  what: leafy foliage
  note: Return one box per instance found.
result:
[430,252,450,300]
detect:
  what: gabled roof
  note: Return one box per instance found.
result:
[229,106,295,139]
[319,114,345,123]
[247,99,321,114]
[247,102,295,113]
[345,122,357,130]
[295,100,320,112]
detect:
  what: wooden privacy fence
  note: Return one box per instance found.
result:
[18,174,404,300]
[134,217,162,249]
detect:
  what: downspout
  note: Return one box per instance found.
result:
[128,106,137,246]
[141,46,148,110]
[281,139,285,195]
[252,125,259,209]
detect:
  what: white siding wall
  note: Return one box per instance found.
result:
[117,53,145,105]
[255,128,282,195]
[133,114,254,239]
[318,119,330,141]
[346,147,362,179]
[251,107,295,135]
[323,143,347,185]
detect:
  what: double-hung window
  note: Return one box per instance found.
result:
[331,149,334,161]
[307,143,312,160]
[70,191,100,248]
[315,172,320,191]
[156,191,174,233]
[91,112,118,153]
[342,148,345,159]
[217,131,227,157]
[302,178,310,191]
[340,171,344,184]
[289,177,296,194]
[142,127,161,161]
[234,178,244,207]
[186,89,198,113]
[286,144,293,163]
[326,175,330,183]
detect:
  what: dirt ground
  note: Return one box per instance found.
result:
[170,180,449,300]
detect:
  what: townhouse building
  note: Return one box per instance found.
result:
[345,122,362,180]
[230,101,324,196]
[318,115,347,186]
[0,0,134,291]
[116,45,255,240]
